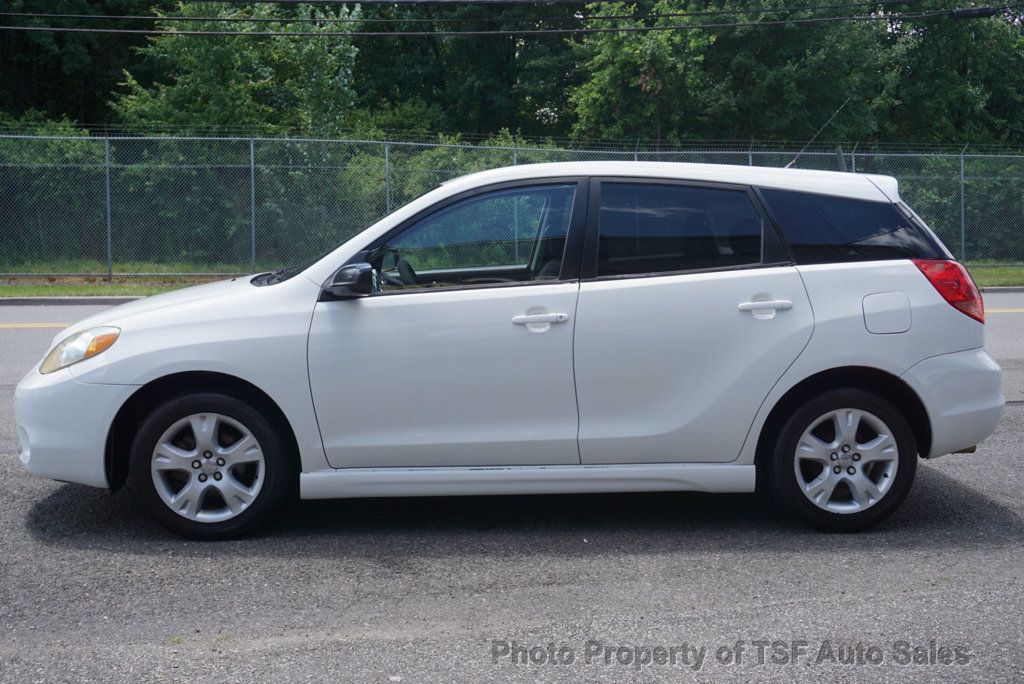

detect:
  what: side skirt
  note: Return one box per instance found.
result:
[299,463,756,500]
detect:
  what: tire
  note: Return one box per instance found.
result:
[128,392,293,540]
[768,388,918,532]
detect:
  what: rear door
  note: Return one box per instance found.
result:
[573,179,814,464]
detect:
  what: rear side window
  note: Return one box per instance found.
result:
[761,189,943,264]
[597,183,763,276]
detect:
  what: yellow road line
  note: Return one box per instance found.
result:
[988,308,1024,313]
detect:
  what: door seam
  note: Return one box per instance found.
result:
[570,281,583,464]
[731,266,817,463]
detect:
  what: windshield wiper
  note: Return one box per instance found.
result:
[252,266,290,286]
[265,266,292,284]
[252,254,323,287]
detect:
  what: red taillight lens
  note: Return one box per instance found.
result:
[912,259,984,324]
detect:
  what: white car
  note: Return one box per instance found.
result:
[15,162,1003,539]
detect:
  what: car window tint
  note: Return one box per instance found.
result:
[377,184,576,290]
[760,188,944,264]
[596,183,763,276]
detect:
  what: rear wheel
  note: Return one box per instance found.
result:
[129,392,292,539]
[769,389,917,531]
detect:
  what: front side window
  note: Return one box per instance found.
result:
[371,184,576,291]
[760,188,944,264]
[597,183,764,277]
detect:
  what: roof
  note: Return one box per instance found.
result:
[301,161,900,286]
[442,161,899,203]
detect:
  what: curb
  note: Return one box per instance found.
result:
[0,296,142,306]
[980,287,1024,293]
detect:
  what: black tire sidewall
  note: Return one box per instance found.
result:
[128,392,292,540]
[770,388,918,532]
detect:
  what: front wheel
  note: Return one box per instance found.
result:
[769,389,918,532]
[128,392,293,540]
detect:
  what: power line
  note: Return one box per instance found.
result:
[1,6,1016,37]
[0,10,517,25]
[0,1,927,26]
[127,0,596,3]
[0,10,558,25]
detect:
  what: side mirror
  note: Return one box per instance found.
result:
[323,263,376,300]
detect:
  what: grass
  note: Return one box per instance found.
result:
[0,274,216,298]
[966,265,1024,288]
[1,263,1021,298]
[0,259,273,297]
[0,282,188,297]
[2,259,257,275]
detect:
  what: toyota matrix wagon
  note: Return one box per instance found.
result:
[15,162,1003,538]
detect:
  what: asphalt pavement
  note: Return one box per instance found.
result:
[1,294,1022,683]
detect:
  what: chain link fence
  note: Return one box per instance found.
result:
[1,134,1022,277]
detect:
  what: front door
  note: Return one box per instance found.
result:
[308,181,587,468]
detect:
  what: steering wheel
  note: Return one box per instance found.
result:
[397,257,418,287]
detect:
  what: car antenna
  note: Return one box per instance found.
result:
[785,96,853,169]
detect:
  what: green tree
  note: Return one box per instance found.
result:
[568,1,1024,146]
[884,8,1024,143]
[0,0,172,127]
[112,3,359,134]
[351,3,586,137]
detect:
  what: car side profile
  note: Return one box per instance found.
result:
[15,162,1003,539]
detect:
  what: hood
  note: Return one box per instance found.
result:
[56,277,254,342]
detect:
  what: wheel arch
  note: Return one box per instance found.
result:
[105,371,301,493]
[754,366,932,478]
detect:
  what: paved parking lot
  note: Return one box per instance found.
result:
[1,294,1022,683]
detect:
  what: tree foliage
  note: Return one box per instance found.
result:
[0,0,175,126]
[570,1,1024,144]
[1,1,1023,145]
[110,3,358,133]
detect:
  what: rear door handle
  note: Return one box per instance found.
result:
[512,313,569,325]
[738,299,793,312]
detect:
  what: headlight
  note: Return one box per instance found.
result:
[39,326,120,374]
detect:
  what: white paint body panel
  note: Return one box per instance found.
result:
[308,283,581,468]
[574,266,813,463]
[42,276,331,474]
[300,463,756,499]
[11,162,1003,501]
[14,368,135,488]
[732,261,995,467]
[902,348,1004,459]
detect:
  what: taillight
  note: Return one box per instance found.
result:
[912,259,984,324]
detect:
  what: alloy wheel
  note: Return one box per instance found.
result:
[793,408,899,514]
[149,412,266,523]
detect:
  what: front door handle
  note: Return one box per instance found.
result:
[512,313,569,325]
[738,299,793,312]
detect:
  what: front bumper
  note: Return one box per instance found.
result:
[901,348,1004,459]
[14,367,137,488]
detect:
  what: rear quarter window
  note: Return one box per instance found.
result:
[760,188,944,264]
